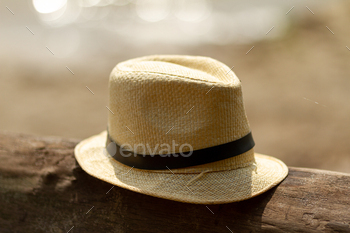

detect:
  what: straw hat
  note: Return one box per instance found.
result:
[74,55,288,204]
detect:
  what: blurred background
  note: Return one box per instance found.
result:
[1,0,349,172]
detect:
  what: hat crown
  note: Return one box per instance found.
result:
[108,55,251,155]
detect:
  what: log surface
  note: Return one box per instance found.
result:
[1,132,350,233]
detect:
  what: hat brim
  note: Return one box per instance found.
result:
[74,131,288,204]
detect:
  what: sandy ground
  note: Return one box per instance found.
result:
[1,1,349,172]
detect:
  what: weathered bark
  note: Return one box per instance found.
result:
[0,132,350,233]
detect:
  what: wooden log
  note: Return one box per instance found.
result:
[1,132,350,233]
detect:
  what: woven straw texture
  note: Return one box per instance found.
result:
[108,55,250,154]
[74,55,288,204]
